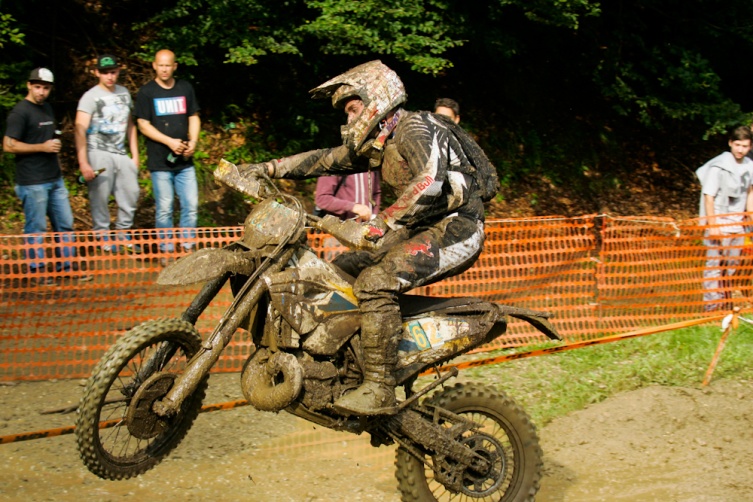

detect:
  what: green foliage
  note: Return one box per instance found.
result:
[462,322,753,425]
[496,0,601,29]
[587,1,753,136]
[597,43,746,136]
[133,0,303,67]
[301,0,463,74]
[131,0,463,74]
[0,12,25,48]
[3,0,753,228]
[0,13,26,112]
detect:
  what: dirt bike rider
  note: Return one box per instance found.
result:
[242,60,488,416]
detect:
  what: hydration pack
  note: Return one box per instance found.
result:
[434,113,500,202]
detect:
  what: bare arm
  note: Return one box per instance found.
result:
[3,135,60,154]
[183,114,200,157]
[74,110,97,181]
[127,114,139,168]
[704,193,720,238]
[745,185,753,230]
[136,118,186,155]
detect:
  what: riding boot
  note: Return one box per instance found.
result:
[333,308,400,416]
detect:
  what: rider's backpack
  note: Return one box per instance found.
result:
[434,113,501,202]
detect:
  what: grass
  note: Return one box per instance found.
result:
[457,320,753,426]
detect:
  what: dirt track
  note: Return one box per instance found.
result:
[1,374,751,501]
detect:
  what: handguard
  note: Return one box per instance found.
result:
[214,159,276,200]
[316,215,380,251]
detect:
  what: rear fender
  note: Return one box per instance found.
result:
[496,305,563,341]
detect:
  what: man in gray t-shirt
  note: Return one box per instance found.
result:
[75,54,141,252]
[697,125,753,310]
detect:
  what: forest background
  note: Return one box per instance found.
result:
[2,0,753,233]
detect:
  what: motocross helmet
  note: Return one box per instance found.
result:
[310,60,407,151]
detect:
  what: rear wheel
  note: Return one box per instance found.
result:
[75,318,207,480]
[395,382,542,502]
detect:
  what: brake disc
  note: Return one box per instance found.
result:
[125,372,177,440]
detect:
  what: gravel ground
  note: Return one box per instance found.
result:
[1,374,751,501]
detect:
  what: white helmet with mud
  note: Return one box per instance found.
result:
[310,60,407,151]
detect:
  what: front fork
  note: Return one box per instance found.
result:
[153,247,295,417]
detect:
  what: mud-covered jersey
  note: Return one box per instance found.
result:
[273,110,484,230]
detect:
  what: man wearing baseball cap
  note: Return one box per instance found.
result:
[3,67,84,284]
[75,55,141,253]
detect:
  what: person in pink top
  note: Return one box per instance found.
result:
[314,171,381,221]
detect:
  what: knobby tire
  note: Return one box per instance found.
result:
[75,318,208,480]
[395,382,542,502]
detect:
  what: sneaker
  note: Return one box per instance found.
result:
[40,276,57,286]
[76,274,95,283]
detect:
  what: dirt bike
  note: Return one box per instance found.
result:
[75,160,562,501]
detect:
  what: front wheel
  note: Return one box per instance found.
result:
[395,382,542,502]
[75,318,208,480]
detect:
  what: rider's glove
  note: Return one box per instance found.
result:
[238,162,274,178]
[361,218,388,243]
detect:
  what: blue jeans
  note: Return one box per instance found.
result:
[152,167,198,252]
[15,178,76,272]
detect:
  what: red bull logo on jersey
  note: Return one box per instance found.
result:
[407,241,434,258]
[383,175,434,219]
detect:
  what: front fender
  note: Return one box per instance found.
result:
[157,247,258,285]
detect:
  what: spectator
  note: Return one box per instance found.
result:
[134,49,200,259]
[75,55,141,253]
[434,97,460,124]
[314,172,381,222]
[315,172,381,260]
[3,68,85,284]
[697,125,753,311]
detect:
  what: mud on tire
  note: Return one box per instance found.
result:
[395,382,542,502]
[75,317,208,480]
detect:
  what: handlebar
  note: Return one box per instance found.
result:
[214,159,279,200]
[215,159,377,251]
[309,214,378,251]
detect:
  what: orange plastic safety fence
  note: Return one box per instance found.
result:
[1,215,748,381]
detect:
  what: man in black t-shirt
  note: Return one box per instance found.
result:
[3,68,86,282]
[134,49,200,258]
